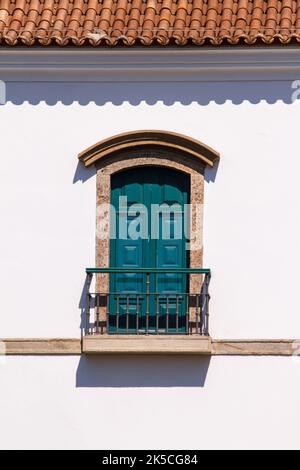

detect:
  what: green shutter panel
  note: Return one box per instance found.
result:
[109,167,188,333]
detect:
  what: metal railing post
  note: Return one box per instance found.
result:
[203,272,211,336]
[85,272,93,335]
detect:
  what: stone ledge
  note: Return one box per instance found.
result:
[212,339,300,356]
[82,335,212,355]
[1,338,299,356]
[0,338,81,355]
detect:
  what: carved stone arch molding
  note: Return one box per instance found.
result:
[78,130,220,295]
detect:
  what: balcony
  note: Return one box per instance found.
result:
[82,268,212,354]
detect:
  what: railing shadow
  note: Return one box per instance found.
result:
[76,355,211,388]
[78,273,92,338]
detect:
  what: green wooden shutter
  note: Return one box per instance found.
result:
[109,167,188,333]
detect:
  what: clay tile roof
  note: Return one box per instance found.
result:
[1,0,300,46]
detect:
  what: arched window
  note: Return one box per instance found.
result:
[79,131,219,353]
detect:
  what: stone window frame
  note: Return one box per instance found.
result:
[79,130,219,329]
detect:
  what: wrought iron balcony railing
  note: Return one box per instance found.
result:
[84,268,211,336]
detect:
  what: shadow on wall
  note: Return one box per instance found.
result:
[76,355,211,388]
[78,271,92,337]
[4,81,299,106]
[73,161,96,184]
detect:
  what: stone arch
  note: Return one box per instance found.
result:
[78,130,219,168]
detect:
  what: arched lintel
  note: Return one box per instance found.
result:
[78,130,220,168]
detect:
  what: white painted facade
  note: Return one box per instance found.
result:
[1,355,300,450]
[0,48,300,449]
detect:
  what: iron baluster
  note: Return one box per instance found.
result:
[204,272,211,335]
[146,272,150,334]
[156,293,159,334]
[176,294,179,333]
[116,295,120,333]
[136,294,139,334]
[106,293,109,334]
[196,293,200,335]
[85,272,93,335]
[126,295,129,333]
[95,294,100,334]
[186,293,189,334]
[166,295,169,333]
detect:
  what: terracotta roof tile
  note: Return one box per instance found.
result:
[1,0,300,46]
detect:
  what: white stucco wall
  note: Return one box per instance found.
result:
[1,49,300,449]
[1,84,300,338]
[0,355,300,450]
